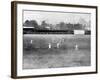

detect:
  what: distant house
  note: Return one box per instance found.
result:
[74,30,85,34]
[74,30,91,35]
[23,26,34,34]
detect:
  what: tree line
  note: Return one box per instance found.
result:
[23,20,89,30]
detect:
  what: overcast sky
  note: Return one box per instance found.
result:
[23,10,91,25]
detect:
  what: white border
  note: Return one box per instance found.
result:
[17,4,96,76]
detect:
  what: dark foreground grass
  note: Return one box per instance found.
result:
[23,48,90,69]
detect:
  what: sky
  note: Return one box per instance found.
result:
[23,10,91,25]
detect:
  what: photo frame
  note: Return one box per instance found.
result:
[11,1,98,78]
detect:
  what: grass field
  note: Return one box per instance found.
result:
[23,34,91,69]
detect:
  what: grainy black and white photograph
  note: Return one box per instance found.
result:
[22,10,91,69]
[11,2,97,78]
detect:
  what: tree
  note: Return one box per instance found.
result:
[41,21,47,27]
[23,20,30,26]
[74,23,82,30]
[59,22,66,30]
[40,21,48,30]
[23,20,39,29]
[66,23,74,30]
[29,20,38,28]
[79,18,87,30]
